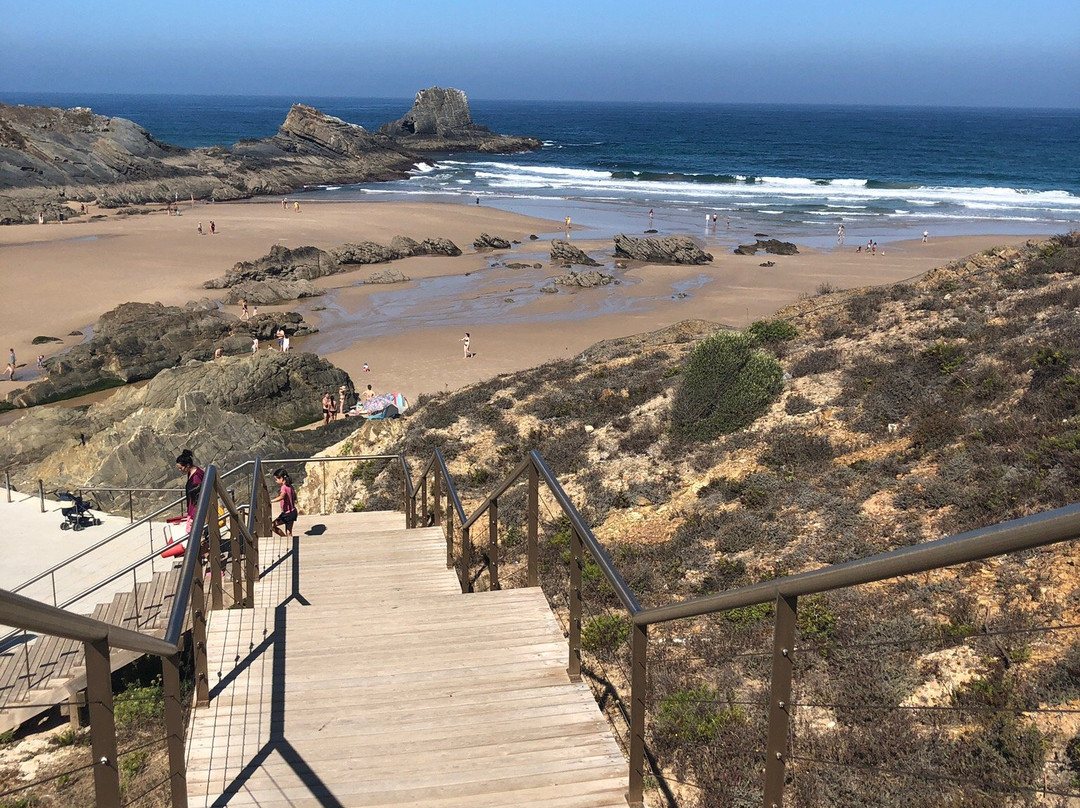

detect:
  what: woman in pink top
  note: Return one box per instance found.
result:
[270,468,298,538]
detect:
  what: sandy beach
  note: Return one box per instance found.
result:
[0,198,1046,407]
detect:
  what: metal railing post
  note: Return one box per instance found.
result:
[190,559,211,708]
[321,459,327,515]
[4,470,10,502]
[206,488,224,611]
[84,636,121,808]
[627,621,648,808]
[38,479,45,512]
[489,498,499,590]
[527,463,539,587]
[162,652,189,808]
[763,594,798,808]
[128,491,134,523]
[461,525,472,594]
[567,526,583,682]
[230,509,244,606]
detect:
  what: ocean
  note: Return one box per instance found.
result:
[5,93,1080,246]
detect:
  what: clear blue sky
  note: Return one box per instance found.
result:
[2,0,1077,107]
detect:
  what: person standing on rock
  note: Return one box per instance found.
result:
[339,386,348,419]
[251,336,259,353]
[276,327,285,351]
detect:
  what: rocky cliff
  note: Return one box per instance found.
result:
[379,87,542,154]
[0,89,539,224]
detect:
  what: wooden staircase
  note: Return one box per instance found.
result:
[185,511,629,807]
[0,565,184,733]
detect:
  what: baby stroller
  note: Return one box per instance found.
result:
[59,492,101,531]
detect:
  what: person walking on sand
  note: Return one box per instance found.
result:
[462,332,471,359]
[294,201,300,213]
[5,348,15,381]
[648,209,653,226]
[240,300,249,320]
[197,222,203,235]
[923,230,929,242]
[210,220,216,235]
[282,198,288,210]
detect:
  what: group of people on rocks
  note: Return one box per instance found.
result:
[322,384,376,423]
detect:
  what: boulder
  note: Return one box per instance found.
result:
[553,270,614,288]
[473,233,511,250]
[550,239,601,267]
[366,268,410,284]
[142,352,352,430]
[613,234,713,265]
[206,244,341,289]
[734,238,799,256]
[222,278,321,305]
[332,241,402,265]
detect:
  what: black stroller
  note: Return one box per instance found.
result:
[59,492,101,531]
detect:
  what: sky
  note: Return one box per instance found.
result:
[1,0,1078,108]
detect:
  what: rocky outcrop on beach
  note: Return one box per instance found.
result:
[734,238,799,256]
[473,233,511,250]
[0,102,425,223]
[613,234,713,265]
[333,235,463,265]
[378,87,542,154]
[142,352,351,430]
[550,239,601,267]
[387,235,463,257]
[553,270,614,288]
[4,301,316,407]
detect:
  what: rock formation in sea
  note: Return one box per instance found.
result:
[379,87,542,154]
[613,234,714,265]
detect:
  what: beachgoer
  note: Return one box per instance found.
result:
[322,392,333,425]
[328,393,338,422]
[210,221,216,235]
[252,306,258,318]
[213,346,223,360]
[282,198,288,210]
[197,222,203,235]
[564,216,571,230]
[276,327,285,351]
[338,386,348,418]
[475,197,480,205]
[269,468,298,538]
[36,354,44,370]
[362,384,375,402]
[462,332,471,359]
[5,348,15,381]
[705,213,710,228]
[294,201,300,213]
[712,214,718,227]
[648,209,654,224]
[282,335,291,352]
[176,449,205,538]
[240,300,249,320]
[251,336,259,354]
[923,230,929,242]
[362,362,370,372]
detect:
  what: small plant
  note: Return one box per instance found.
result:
[816,282,838,295]
[581,613,632,654]
[114,678,163,727]
[723,602,773,625]
[120,749,149,784]
[654,686,744,745]
[0,729,15,747]
[784,393,815,415]
[746,319,798,345]
[923,340,966,374]
[51,727,88,747]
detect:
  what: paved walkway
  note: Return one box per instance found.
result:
[185,511,628,807]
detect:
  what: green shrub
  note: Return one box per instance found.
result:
[120,749,149,784]
[746,319,798,345]
[581,613,632,654]
[671,332,784,441]
[114,680,164,727]
[654,686,744,746]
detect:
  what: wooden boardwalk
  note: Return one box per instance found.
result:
[185,511,628,808]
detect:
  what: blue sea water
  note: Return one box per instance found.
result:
[5,93,1080,244]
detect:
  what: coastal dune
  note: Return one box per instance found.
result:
[0,198,1038,404]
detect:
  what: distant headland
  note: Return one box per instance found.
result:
[0,86,541,225]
